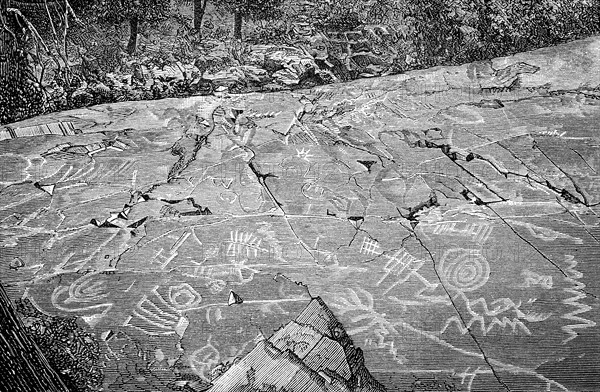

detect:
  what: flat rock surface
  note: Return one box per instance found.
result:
[1,36,600,391]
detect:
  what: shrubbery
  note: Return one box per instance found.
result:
[304,0,600,66]
[2,0,600,125]
[0,62,45,125]
[0,4,46,124]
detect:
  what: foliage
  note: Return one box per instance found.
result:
[303,0,600,64]
[4,0,600,125]
[213,0,285,39]
[403,0,465,67]
[0,3,46,124]
[94,0,171,26]
[245,19,293,45]
[0,69,45,124]
[301,0,406,32]
[213,0,284,21]
[304,0,363,32]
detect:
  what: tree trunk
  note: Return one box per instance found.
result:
[0,2,11,84]
[0,0,18,85]
[0,282,69,391]
[233,11,242,40]
[127,16,139,55]
[193,0,206,31]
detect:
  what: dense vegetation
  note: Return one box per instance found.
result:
[1,0,600,125]
[0,0,46,124]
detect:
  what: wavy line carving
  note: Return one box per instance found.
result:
[561,255,596,343]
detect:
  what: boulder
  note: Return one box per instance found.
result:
[247,45,319,87]
[264,47,309,73]
[238,65,270,85]
[151,63,185,82]
[273,58,317,86]
[203,66,246,89]
[202,65,270,93]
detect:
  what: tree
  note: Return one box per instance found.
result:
[213,0,283,40]
[98,0,171,54]
[194,0,208,31]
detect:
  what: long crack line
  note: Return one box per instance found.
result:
[398,220,512,391]
[246,160,320,264]
[533,142,590,206]
[487,204,598,300]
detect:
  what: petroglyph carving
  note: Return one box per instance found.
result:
[442,292,553,339]
[455,367,487,392]
[419,220,493,244]
[360,236,439,298]
[296,147,314,161]
[51,271,113,326]
[441,293,533,336]
[377,248,434,296]
[359,236,380,256]
[329,288,407,364]
[123,286,190,337]
[189,340,221,381]
[152,231,191,269]
[506,220,583,244]
[521,270,553,289]
[301,180,326,200]
[168,283,202,310]
[439,248,490,292]
[226,230,267,259]
[561,255,596,343]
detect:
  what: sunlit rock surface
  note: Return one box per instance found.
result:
[1,36,600,392]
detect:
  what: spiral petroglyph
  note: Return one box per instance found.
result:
[439,249,490,292]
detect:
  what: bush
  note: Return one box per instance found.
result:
[0,39,46,124]
[367,0,600,67]
[0,77,45,125]
[4,0,600,126]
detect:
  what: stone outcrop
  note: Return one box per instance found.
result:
[209,298,386,392]
[2,35,600,392]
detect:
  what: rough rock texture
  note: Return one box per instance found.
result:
[1,36,600,391]
[209,297,385,392]
[0,282,69,392]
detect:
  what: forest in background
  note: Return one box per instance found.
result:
[2,0,600,125]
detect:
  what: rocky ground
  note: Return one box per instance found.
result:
[39,28,399,118]
[1,35,600,391]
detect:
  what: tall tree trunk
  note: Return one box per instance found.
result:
[193,0,206,31]
[0,0,11,84]
[233,11,242,40]
[127,16,139,55]
[0,282,69,391]
[0,0,18,87]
